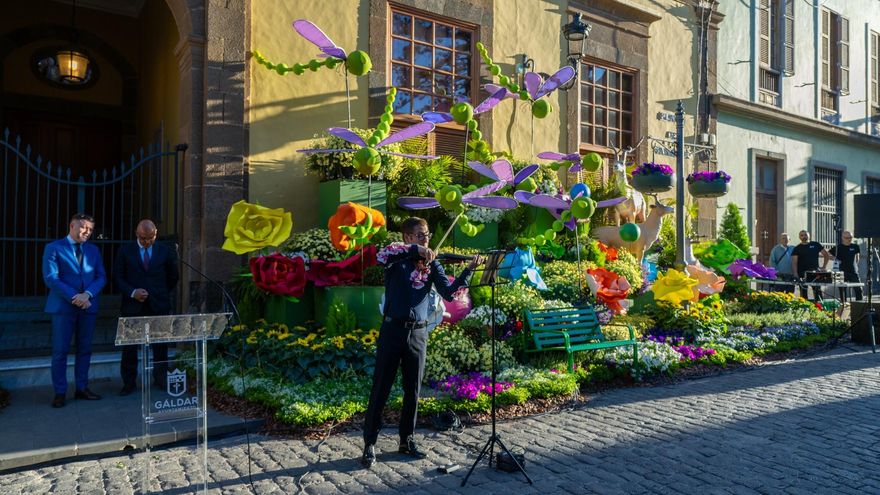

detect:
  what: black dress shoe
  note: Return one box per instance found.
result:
[51,394,65,408]
[398,437,427,459]
[361,444,376,468]
[119,384,136,396]
[74,389,101,400]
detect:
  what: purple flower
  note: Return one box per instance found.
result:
[728,259,777,280]
[686,170,731,184]
[673,344,717,361]
[434,372,512,400]
[633,162,674,177]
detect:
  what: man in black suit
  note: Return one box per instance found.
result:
[114,219,179,395]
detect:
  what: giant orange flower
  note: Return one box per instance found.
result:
[597,241,618,262]
[586,268,632,314]
[327,202,385,252]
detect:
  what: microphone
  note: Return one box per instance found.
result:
[174,243,241,324]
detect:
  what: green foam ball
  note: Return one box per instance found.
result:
[308,59,322,71]
[582,152,603,172]
[552,220,565,232]
[570,197,596,219]
[437,185,462,210]
[490,65,501,76]
[345,50,372,76]
[619,223,641,243]
[531,99,551,119]
[376,122,390,135]
[544,229,556,241]
[353,147,381,176]
[292,64,305,75]
[498,75,509,87]
[471,130,482,141]
[274,63,289,75]
[466,120,478,131]
[451,102,474,125]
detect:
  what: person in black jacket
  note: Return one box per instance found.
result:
[361,217,483,468]
[114,219,180,396]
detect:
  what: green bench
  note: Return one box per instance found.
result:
[524,306,638,373]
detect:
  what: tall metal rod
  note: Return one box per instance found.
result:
[674,101,686,269]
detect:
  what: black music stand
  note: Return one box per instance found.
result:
[834,237,877,353]
[461,250,533,486]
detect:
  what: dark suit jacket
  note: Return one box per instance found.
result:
[114,241,180,317]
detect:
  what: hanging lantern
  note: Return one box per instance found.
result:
[55,49,91,84]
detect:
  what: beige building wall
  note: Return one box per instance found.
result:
[489,0,569,159]
[249,0,370,230]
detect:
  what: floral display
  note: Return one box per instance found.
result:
[646,335,717,361]
[606,339,681,376]
[306,244,377,286]
[222,200,293,255]
[647,296,727,342]
[585,268,632,314]
[686,170,731,183]
[632,161,674,176]
[249,253,307,298]
[461,205,505,224]
[692,239,749,274]
[282,228,338,261]
[737,291,817,314]
[686,264,727,299]
[434,372,512,400]
[728,259,777,280]
[651,269,699,306]
[327,202,385,252]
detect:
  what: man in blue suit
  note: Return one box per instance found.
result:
[114,219,179,396]
[42,213,107,408]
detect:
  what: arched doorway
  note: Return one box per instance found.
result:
[0,0,191,358]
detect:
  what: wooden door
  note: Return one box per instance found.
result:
[756,158,779,264]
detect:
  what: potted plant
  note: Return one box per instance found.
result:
[631,162,675,193]
[305,129,401,226]
[687,170,731,198]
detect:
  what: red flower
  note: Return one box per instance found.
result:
[597,242,618,262]
[307,244,377,287]
[249,254,306,298]
[516,320,523,330]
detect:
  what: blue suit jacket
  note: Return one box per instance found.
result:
[42,238,107,314]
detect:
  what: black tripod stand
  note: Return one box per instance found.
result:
[461,250,533,486]
[834,237,877,353]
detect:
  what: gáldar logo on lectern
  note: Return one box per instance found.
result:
[167,368,187,397]
[155,368,198,411]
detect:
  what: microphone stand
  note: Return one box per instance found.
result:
[174,244,241,324]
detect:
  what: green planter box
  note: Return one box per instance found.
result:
[314,285,385,330]
[456,222,499,250]
[687,180,729,198]
[318,179,386,227]
[632,173,674,193]
[264,286,314,326]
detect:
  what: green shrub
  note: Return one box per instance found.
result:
[498,366,579,399]
[718,203,751,254]
[325,299,357,337]
[608,314,654,339]
[494,280,545,321]
[424,324,480,383]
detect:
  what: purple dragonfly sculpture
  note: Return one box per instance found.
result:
[298,122,438,172]
[536,151,586,174]
[292,19,372,76]
[514,190,626,231]
[398,182,518,211]
[486,66,576,119]
[421,88,508,125]
[468,159,538,191]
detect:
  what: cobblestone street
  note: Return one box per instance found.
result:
[2,345,879,494]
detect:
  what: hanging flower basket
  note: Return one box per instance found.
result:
[631,162,675,193]
[686,170,731,198]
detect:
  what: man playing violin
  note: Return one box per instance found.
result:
[361,217,483,468]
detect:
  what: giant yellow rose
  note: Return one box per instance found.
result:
[651,269,699,306]
[222,200,293,255]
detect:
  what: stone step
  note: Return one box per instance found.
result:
[0,348,178,389]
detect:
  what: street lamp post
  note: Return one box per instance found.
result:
[675,101,686,269]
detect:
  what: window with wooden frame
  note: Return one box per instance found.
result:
[758,0,794,106]
[579,62,636,151]
[389,8,476,116]
[871,31,880,136]
[389,7,476,156]
[821,8,849,116]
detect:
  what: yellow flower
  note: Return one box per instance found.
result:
[278,323,289,332]
[305,333,317,342]
[711,300,723,311]
[230,324,245,332]
[221,200,293,255]
[362,334,377,346]
[652,269,699,306]
[330,336,346,349]
[277,332,292,341]
[311,343,326,351]
[246,334,258,345]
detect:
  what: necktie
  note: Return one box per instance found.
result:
[143,247,150,271]
[74,243,83,267]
